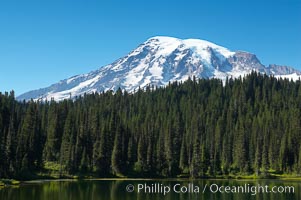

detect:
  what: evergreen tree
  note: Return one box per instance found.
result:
[0,74,301,179]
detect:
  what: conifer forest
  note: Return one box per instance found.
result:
[0,72,301,179]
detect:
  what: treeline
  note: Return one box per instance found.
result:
[0,72,301,179]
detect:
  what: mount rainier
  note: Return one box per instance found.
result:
[17,36,301,101]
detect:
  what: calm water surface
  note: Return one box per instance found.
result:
[0,179,300,200]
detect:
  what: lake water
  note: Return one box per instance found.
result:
[0,179,300,200]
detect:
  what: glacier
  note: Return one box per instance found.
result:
[17,36,301,101]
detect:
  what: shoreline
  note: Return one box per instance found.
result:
[2,175,301,188]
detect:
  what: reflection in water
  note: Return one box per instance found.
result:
[0,179,299,200]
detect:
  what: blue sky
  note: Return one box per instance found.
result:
[0,0,300,95]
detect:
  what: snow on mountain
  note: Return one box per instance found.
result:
[17,36,301,101]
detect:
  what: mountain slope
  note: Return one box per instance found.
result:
[17,36,301,101]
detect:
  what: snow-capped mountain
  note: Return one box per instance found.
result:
[17,36,301,101]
